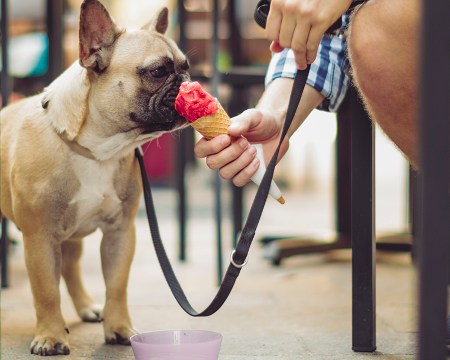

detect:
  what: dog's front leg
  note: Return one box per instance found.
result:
[62,238,103,322]
[24,234,70,355]
[100,222,137,345]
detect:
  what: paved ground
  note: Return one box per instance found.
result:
[1,171,424,359]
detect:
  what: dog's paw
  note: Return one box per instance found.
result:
[104,326,138,346]
[30,335,70,356]
[79,304,103,323]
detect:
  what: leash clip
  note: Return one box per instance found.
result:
[230,250,248,269]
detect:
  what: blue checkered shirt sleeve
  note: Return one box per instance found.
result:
[265,14,351,112]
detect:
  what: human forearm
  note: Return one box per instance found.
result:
[193,76,324,188]
[256,77,324,140]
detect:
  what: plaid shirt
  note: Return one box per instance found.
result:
[265,13,351,112]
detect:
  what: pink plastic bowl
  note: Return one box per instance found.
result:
[130,330,223,360]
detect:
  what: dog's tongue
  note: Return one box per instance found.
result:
[174,81,218,122]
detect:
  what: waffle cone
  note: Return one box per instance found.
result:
[190,104,231,140]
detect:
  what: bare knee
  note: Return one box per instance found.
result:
[347,0,420,167]
[348,3,379,93]
[348,0,419,93]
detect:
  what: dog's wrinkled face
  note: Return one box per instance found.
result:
[132,56,190,133]
[90,31,190,138]
[126,39,190,134]
[76,1,190,148]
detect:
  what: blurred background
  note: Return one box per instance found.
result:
[2,4,447,359]
[1,0,410,239]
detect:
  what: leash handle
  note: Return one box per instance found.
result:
[254,0,366,34]
[135,2,311,317]
[255,0,345,33]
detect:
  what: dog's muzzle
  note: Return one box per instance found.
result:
[150,84,185,130]
[132,74,190,134]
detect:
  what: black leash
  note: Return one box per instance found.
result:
[134,1,312,317]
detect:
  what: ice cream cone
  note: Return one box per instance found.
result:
[190,104,231,140]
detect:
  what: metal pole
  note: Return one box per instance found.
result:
[211,0,223,285]
[46,0,64,82]
[417,0,450,359]
[350,87,376,352]
[176,0,187,262]
[1,0,11,289]
[1,0,10,106]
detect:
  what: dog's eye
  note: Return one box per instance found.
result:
[150,66,168,78]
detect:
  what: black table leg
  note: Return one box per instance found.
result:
[417,0,450,359]
[349,87,376,352]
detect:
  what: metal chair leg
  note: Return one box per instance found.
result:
[348,87,376,352]
[1,219,10,288]
[417,0,450,358]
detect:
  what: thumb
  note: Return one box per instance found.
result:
[227,109,263,138]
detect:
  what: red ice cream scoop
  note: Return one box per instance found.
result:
[174,81,218,122]
[174,81,231,140]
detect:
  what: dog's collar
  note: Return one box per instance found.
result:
[58,132,97,160]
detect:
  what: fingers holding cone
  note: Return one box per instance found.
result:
[175,81,285,204]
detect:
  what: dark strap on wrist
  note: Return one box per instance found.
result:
[254,0,367,34]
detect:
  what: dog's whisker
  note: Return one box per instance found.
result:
[185,48,198,58]
[142,143,152,157]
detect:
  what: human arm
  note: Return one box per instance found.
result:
[194,77,324,187]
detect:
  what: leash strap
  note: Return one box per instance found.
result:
[134,2,311,316]
[135,69,309,316]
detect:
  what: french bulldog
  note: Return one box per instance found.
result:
[0,0,189,355]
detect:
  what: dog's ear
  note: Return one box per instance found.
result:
[79,0,122,72]
[42,64,90,141]
[142,7,169,34]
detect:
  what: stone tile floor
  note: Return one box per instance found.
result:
[0,178,426,359]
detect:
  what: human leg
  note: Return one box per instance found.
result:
[348,0,420,168]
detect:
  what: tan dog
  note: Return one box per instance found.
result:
[0,0,189,355]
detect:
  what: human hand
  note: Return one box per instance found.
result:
[194,108,288,187]
[266,0,352,69]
